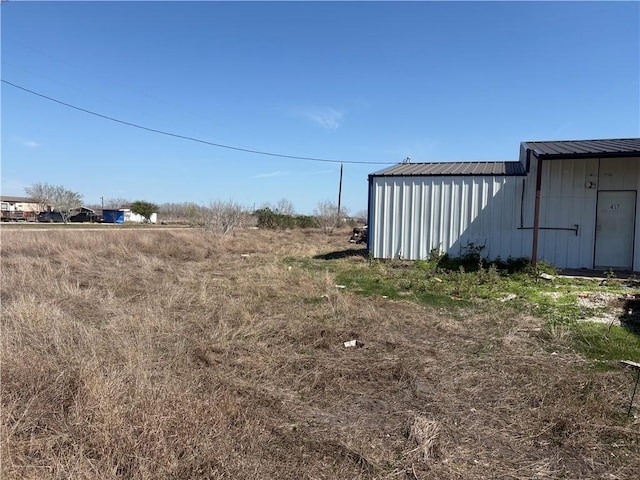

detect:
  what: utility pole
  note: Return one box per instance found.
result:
[100,196,104,210]
[337,163,344,218]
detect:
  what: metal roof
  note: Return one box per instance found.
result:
[522,138,640,159]
[371,161,526,177]
[0,196,36,203]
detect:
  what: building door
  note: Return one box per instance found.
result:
[594,190,636,270]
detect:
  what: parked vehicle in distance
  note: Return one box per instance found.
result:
[69,211,103,223]
[349,226,368,244]
[37,211,64,223]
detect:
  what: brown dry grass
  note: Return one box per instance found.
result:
[1,228,639,479]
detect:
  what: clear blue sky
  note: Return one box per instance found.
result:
[2,1,639,214]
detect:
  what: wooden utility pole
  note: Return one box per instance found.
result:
[337,163,344,217]
[531,158,543,268]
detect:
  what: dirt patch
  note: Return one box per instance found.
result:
[576,291,626,324]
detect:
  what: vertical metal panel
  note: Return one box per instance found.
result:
[532,157,599,268]
[369,175,524,261]
[369,158,640,268]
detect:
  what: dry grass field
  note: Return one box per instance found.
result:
[2,228,639,479]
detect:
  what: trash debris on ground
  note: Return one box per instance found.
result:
[335,284,346,289]
[499,294,517,302]
[344,339,364,348]
[539,273,555,280]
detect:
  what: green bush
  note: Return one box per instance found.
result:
[255,208,318,229]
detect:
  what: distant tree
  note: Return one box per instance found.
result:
[159,202,202,225]
[25,182,82,222]
[314,199,344,233]
[354,209,368,223]
[24,182,56,213]
[130,200,158,223]
[201,200,247,235]
[50,186,83,223]
[275,198,296,215]
[184,203,204,227]
[105,197,130,209]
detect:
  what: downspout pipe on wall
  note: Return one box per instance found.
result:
[531,152,543,268]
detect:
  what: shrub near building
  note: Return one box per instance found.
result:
[254,207,318,229]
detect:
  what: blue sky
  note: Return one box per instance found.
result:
[2,1,639,214]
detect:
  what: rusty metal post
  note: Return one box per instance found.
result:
[531,157,543,268]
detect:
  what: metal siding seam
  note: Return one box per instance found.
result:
[374,181,381,258]
[492,178,500,258]
[442,181,450,249]
[423,180,430,256]
[451,180,458,249]
[460,180,468,249]
[423,180,430,259]
[375,181,380,258]
[396,180,402,259]
[429,180,436,255]
[406,181,412,259]
[433,181,440,253]
[380,180,387,258]
[393,179,400,258]
[382,180,390,258]
[411,178,420,259]
[389,179,395,258]
[417,180,423,259]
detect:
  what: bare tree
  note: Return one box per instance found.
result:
[105,197,130,209]
[354,209,368,223]
[50,186,83,223]
[159,202,203,225]
[25,182,82,222]
[201,200,247,235]
[24,182,56,213]
[314,199,344,233]
[275,198,296,215]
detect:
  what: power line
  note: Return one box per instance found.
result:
[2,79,395,166]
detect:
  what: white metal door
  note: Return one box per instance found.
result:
[594,190,636,269]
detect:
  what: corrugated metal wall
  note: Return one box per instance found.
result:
[369,175,529,261]
[531,157,599,268]
[369,157,640,269]
[530,157,640,269]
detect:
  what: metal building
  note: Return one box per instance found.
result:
[367,138,640,271]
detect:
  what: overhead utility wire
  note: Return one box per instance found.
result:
[2,79,394,166]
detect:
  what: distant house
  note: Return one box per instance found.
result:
[125,210,157,224]
[0,196,40,221]
[367,138,640,271]
[102,208,157,224]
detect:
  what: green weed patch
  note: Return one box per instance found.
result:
[572,322,640,364]
[296,249,640,365]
